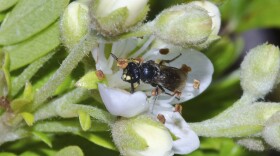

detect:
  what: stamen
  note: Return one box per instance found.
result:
[157,114,166,124]
[117,58,128,69]
[174,104,182,114]
[193,79,200,89]
[180,64,192,74]
[95,70,105,80]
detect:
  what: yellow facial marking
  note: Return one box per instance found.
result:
[126,76,131,80]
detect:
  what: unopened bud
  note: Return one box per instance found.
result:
[90,0,149,36]
[112,115,173,156]
[240,43,280,98]
[60,1,89,49]
[154,4,212,48]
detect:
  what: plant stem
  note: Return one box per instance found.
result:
[11,51,56,97]
[33,33,97,110]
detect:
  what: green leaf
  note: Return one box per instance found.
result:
[0,0,69,45]
[20,151,40,156]
[205,37,243,78]
[76,71,106,89]
[78,110,92,131]
[0,152,17,156]
[55,146,84,156]
[5,22,60,71]
[32,131,52,148]
[21,112,34,126]
[0,0,18,12]
[77,132,117,151]
[221,0,280,32]
[0,12,6,22]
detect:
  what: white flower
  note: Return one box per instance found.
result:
[92,37,214,107]
[98,83,149,118]
[94,37,205,155]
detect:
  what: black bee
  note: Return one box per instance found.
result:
[110,49,191,99]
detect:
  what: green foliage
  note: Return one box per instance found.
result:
[1,0,280,156]
[0,0,69,45]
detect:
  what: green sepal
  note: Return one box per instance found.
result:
[76,71,106,89]
[77,132,117,151]
[10,98,31,113]
[21,112,34,126]
[32,131,53,148]
[0,0,18,12]
[23,82,34,101]
[0,0,69,45]
[55,146,84,156]
[4,22,61,71]
[95,7,129,36]
[78,110,91,131]
[10,82,34,112]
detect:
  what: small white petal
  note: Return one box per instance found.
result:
[92,43,113,74]
[162,111,200,155]
[98,84,149,117]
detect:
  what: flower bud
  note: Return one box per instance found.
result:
[90,0,149,36]
[189,1,221,49]
[112,115,173,156]
[240,44,280,98]
[60,1,90,49]
[154,4,212,48]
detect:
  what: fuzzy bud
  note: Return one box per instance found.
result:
[60,1,90,49]
[112,115,173,156]
[154,4,212,48]
[90,0,149,36]
[240,43,280,98]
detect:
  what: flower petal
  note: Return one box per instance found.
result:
[98,83,149,117]
[142,46,214,103]
[161,111,200,155]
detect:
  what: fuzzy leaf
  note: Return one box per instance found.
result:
[55,146,84,156]
[0,0,18,12]
[0,0,69,45]
[32,131,52,147]
[5,22,60,71]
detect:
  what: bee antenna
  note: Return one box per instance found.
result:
[110,53,119,61]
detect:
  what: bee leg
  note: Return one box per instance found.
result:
[157,85,180,100]
[130,83,135,93]
[159,53,182,65]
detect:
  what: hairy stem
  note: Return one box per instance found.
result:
[33,33,97,110]
[11,51,56,97]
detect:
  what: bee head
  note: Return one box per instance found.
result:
[122,62,140,83]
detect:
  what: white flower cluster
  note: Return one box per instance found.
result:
[89,1,220,155]
[93,36,214,155]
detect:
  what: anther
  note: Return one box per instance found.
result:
[95,70,105,80]
[193,79,200,89]
[157,114,166,124]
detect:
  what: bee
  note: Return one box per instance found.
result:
[110,49,191,99]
